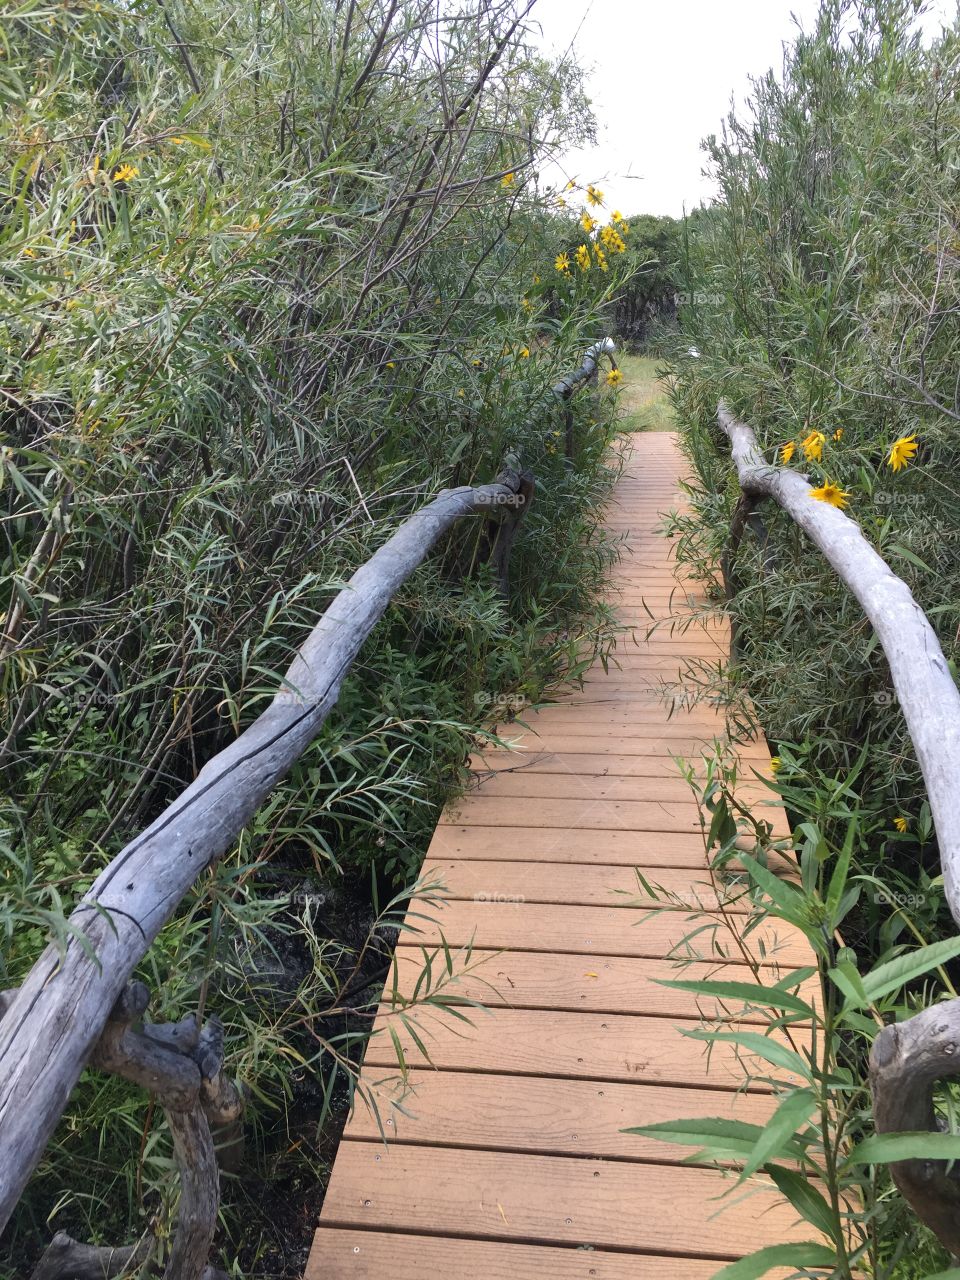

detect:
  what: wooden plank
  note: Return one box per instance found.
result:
[398,898,809,963]
[439,795,789,838]
[426,824,789,868]
[464,772,776,810]
[469,750,773,780]
[343,1068,777,1161]
[419,858,754,911]
[306,1230,759,1280]
[387,949,818,1020]
[319,1145,815,1257]
[473,737,770,763]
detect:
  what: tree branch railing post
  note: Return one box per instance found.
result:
[716,400,960,1254]
[0,459,537,1276]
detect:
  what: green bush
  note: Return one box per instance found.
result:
[0,0,627,1269]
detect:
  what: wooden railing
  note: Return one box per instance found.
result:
[717,402,960,1256]
[0,340,614,1279]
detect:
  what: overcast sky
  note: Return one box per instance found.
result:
[533,0,957,218]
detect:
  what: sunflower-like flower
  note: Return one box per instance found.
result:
[802,430,826,463]
[113,163,139,183]
[606,368,623,387]
[500,172,515,188]
[580,211,597,235]
[574,243,591,272]
[893,816,909,833]
[887,433,918,472]
[780,441,796,464]
[554,251,570,274]
[586,183,604,207]
[809,481,850,508]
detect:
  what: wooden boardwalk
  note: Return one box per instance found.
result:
[306,433,810,1279]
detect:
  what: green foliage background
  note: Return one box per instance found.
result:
[0,0,628,1269]
[672,0,960,953]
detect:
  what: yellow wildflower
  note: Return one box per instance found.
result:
[606,368,623,387]
[556,197,566,208]
[21,247,36,259]
[893,816,909,833]
[386,361,396,369]
[586,183,604,207]
[780,441,796,464]
[833,427,844,441]
[565,179,576,191]
[580,211,597,235]
[888,433,918,472]
[500,172,515,188]
[809,481,850,509]
[521,297,532,312]
[612,209,625,224]
[519,346,530,358]
[802,430,826,462]
[555,251,570,274]
[574,244,591,272]
[113,163,139,183]
[532,274,540,285]
[472,359,483,367]
[170,136,187,145]
[594,244,608,272]
[770,757,782,773]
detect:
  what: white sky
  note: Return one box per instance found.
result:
[532,0,957,218]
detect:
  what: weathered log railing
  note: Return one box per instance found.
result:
[717,402,960,1255]
[0,340,611,1276]
[553,336,618,458]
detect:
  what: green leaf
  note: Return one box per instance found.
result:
[709,1243,837,1280]
[740,853,808,924]
[655,977,816,1018]
[742,1089,817,1177]
[828,960,868,1011]
[824,818,855,928]
[889,542,933,572]
[766,1165,840,1241]
[861,937,960,1004]
[681,1029,812,1080]
[623,1115,805,1160]
[847,1130,960,1165]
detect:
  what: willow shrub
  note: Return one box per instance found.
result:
[0,0,628,1268]
[670,0,960,951]
[650,1,960,1272]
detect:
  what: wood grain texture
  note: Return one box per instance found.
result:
[397,898,809,963]
[362,1006,806,1088]
[307,434,817,1277]
[319,1145,813,1258]
[305,1230,772,1280]
[386,949,819,1019]
[343,1068,777,1160]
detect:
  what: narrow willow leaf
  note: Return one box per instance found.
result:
[709,1242,837,1280]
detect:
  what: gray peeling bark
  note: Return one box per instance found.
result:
[0,465,531,1233]
[717,403,960,1256]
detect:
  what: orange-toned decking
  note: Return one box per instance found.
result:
[306,433,811,1279]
